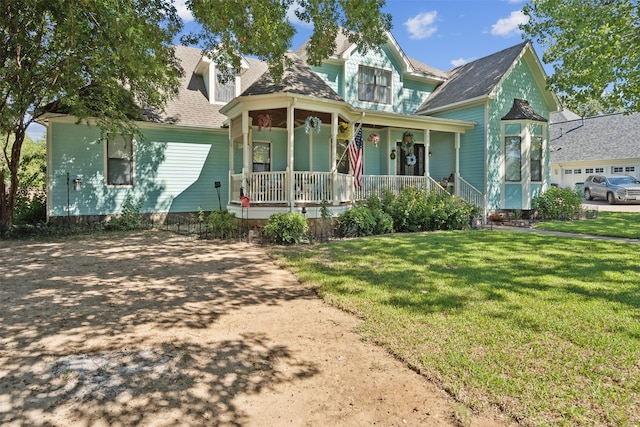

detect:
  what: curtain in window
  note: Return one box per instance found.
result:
[505,136,521,181]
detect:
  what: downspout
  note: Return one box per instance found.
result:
[241,110,250,198]
[331,112,338,206]
[454,132,461,195]
[423,129,430,177]
[288,98,296,211]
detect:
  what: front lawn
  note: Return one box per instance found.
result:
[534,211,640,239]
[273,231,640,426]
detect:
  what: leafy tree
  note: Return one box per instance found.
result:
[560,93,624,118]
[521,0,640,113]
[0,0,183,234]
[185,0,392,82]
[18,135,46,190]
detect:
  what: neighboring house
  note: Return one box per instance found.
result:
[41,32,559,224]
[550,111,640,188]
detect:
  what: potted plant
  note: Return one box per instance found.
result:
[305,116,322,134]
[337,122,350,140]
[257,113,272,132]
[367,133,380,146]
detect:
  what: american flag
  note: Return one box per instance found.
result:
[348,126,363,188]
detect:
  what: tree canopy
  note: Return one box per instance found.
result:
[185,0,392,82]
[521,0,640,113]
[0,0,183,232]
[1,0,392,232]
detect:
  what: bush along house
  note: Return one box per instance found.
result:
[41,31,559,224]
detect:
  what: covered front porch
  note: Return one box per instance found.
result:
[228,171,483,219]
[220,87,482,219]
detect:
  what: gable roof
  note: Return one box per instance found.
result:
[549,113,640,163]
[150,45,267,128]
[416,42,529,113]
[295,30,447,81]
[241,53,344,102]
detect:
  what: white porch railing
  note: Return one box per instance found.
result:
[458,176,484,210]
[229,172,481,207]
[355,175,445,200]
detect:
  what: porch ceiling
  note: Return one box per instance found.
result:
[248,109,336,129]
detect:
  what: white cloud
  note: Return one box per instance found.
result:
[287,1,313,29]
[491,10,528,37]
[505,0,523,3]
[175,0,193,22]
[404,11,438,40]
[451,57,475,67]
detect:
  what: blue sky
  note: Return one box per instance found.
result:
[28,0,538,140]
[179,0,538,72]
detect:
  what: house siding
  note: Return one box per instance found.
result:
[343,46,432,115]
[311,62,344,97]
[488,55,551,210]
[431,105,486,191]
[48,121,228,218]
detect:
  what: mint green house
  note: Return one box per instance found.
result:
[42,32,558,223]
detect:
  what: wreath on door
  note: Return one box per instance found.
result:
[405,154,417,166]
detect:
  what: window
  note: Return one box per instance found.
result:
[574,169,582,174]
[215,68,235,103]
[505,136,521,181]
[585,168,594,174]
[625,166,635,172]
[252,142,271,172]
[595,167,604,173]
[564,169,573,174]
[358,66,391,104]
[531,136,542,181]
[613,166,623,173]
[107,135,134,185]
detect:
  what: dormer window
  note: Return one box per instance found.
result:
[358,65,391,104]
[215,68,235,103]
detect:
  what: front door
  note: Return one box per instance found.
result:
[397,142,426,176]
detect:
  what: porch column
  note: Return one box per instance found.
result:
[288,100,295,211]
[454,132,461,195]
[242,110,250,195]
[331,112,338,206]
[423,129,430,177]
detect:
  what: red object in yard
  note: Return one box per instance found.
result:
[241,196,251,208]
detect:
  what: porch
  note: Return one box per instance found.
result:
[228,171,483,219]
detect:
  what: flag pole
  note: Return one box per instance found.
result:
[333,120,364,172]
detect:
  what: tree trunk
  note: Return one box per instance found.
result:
[0,125,26,235]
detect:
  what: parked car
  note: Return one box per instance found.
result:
[583,174,640,204]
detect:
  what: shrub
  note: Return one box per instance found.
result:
[533,187,583,220]
[206,210,237,239]
[13,188,46,225]
[263,212,308,244]
[384,187,475,232]
[106,194,147,230]
[336,206,376,237]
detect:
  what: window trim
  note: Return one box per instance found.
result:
[357,65,392,104]
[252,140,271,172]
[214,67,236,103]
[105,134,135,186]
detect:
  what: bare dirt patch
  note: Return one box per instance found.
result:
[0,230,506,426]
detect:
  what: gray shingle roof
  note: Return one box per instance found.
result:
[550,109,581,123]
[417,42,528,113]
[550,113,640,163]
[149,45,267,128]
[241,53,345,101]
[501,98,547,122]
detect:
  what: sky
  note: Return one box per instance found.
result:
[27,0,541,140]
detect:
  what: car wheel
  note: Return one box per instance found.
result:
[584,189,593,200]
[607,192,616,205]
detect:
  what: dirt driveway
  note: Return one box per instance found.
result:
[0,231,505,427]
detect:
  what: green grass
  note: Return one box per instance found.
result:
[273,231,640,426]
[534,211,640,239]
